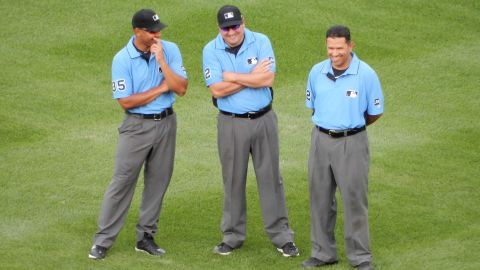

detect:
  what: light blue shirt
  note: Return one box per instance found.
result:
[202,28,275,114]
[111,36,187,114]
[306,53,384,130]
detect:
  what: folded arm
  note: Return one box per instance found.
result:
[117,81,169,110]
[222,59,274,88]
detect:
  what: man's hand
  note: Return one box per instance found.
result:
[251,59,272,74]
[150,38,165,64]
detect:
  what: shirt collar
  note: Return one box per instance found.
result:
[127,36,142,59]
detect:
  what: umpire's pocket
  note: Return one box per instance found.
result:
[118,116,142,134]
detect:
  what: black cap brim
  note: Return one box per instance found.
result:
[147,22,167,32]
[219,19,242,28]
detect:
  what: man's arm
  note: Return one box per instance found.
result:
[208,59,273,98]
[208,81,244,98]
[222,59,274,88]
[365,113,382,126]
[151,39,188,96]
[117,81,169,110]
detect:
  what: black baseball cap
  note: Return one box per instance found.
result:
[217,5,243,28]
[132,9,167,32]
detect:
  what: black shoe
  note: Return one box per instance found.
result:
[357,262,374,270]
[88,245,107,260]
[277,242,300,257]
[135,233,165,256]
[213,242,235,255]
[301,257,338,268]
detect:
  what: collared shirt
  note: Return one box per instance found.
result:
[202,28,275,114]
[111,36,187,114]
[306,53,384,130]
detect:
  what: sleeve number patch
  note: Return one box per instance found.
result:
[112,79,126,92]
[306,89,311,101]
[204,68,211,79]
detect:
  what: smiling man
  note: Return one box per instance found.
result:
[88,8,187,260]
[202,5,299,257]
[302,25,383,270]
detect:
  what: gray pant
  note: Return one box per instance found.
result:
[93,113,176,248]
[308,127,371,266]
[217,110,294,248]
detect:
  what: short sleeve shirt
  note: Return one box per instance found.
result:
[111,36,187,114]
[306,53,384,130]
[202,28,275,114]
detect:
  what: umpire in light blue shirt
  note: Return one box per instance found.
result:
[88,8,188,260]
[302,25,383,270]
[202,5,299,257]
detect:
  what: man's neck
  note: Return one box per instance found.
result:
[133,39,149,53]
[225,38,244,56]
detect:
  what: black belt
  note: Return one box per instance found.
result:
[126,108,173,121]
[316,125,365,138]
[219,104,271,119]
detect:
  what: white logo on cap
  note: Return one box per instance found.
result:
[224,12,234,19]
[152,14,159,21]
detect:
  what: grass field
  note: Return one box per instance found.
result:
[1,0,479,269]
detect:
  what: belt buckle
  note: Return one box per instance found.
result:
[328,129,347,137]
[247,112,256,119]
[153,114,162,121]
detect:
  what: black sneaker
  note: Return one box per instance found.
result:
[88,245,107,260]
[135,233,166,256]
[357,261,374,270]
[213,242,234,255]
[302,257,338,268]
[277,242,300,257]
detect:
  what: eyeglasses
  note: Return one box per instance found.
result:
[220,24,241,32]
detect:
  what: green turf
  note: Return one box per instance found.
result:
[1,0,479,269]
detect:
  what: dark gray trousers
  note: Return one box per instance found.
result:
[217,110,294,248]
[93,113,176,248]
[308,127,372,266]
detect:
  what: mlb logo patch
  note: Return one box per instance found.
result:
[224,12,234,19]
[346,90,358,98]
[247,57,258,65]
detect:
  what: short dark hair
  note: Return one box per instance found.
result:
[326,25,351,42]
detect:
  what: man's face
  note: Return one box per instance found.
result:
[219,20,245,47]
[326,37,353,70]
[134,28,161,50]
